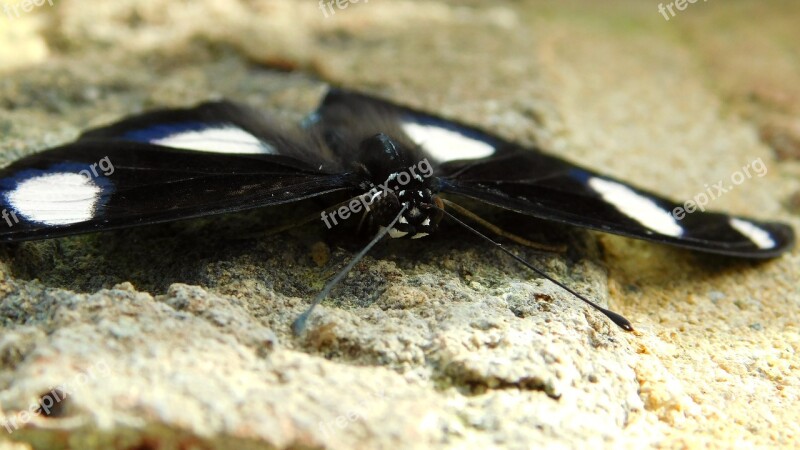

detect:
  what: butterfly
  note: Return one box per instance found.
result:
[0,88,794,332]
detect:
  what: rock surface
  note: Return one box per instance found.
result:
[0,1,798,449]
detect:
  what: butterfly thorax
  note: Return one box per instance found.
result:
[354,133,442,239]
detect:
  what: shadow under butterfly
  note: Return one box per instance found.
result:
[0,88,794,333]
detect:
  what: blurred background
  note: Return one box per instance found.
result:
[1,1,798,449]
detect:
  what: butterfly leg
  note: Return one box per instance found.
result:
[438,197,566,253]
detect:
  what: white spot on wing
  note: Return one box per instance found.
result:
[153,126,276,154]
[388,228,408,238]
[729,218,775,249]
[411,232,429,239]
[402,121,495,162]
[588,177,684,237]
[5,173,103,225]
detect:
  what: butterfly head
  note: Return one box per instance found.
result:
[371,187,443,239]
[353,133,442,239]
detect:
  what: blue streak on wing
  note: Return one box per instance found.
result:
[121,121,212,144]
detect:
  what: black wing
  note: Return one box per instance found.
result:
[312,89,795,258]
[307,89,500,165]
[0,101,357,242]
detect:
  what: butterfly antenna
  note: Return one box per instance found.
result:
[432,205,634,332]
[292,204,409,335]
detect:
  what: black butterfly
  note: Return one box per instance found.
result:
[0,88,794,332]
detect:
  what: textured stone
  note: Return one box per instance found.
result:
[0,1,798,449]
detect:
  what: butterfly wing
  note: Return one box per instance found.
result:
[312,89,794,258]
[0,102,357,242]
[307,88,502,165]
[437,151,794,258]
